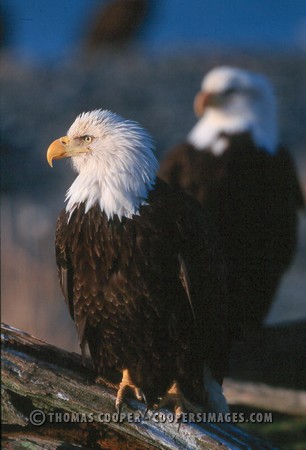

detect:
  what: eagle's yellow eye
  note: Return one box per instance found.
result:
[83,136,92,144]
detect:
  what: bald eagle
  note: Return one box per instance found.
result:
[159,66,304,337]
[47,109,229,414]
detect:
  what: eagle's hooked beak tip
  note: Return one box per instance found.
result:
[47,156,54,168]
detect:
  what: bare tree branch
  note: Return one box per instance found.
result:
[2,323,276,449]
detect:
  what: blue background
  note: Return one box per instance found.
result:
[2,0,306,63]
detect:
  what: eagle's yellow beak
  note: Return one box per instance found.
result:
[47,136,71,168]
[47,136,90,167]
[193,91,213,118]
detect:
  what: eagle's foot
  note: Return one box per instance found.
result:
[116,369,144,412]
[95,375,117,391]
[155,381,202,419]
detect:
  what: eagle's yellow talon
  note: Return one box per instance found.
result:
[95,375,117,391]
[157,381,202,419]
[115,369,143,411]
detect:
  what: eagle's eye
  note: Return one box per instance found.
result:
[82,135,92,144]
[223,87,237,97]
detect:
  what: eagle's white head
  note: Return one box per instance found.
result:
[188,66,278,155]
[47,109,158,220]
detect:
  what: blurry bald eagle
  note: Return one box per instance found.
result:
[159,66,304,337]
[47,109,229,413]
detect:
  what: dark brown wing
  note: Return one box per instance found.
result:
[178,253,195,323]
[276,147,305,209]
[55,209,87,356]
[153,179,230,384]
[177,192,229,383]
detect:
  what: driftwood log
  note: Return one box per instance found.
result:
[1,322,297,450]
[224,378,306,417]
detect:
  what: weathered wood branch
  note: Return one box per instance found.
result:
[224,378,306,416]
[1,323,280,449]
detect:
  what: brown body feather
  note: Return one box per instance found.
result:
[159,132,304,336]
[55,179,229,405]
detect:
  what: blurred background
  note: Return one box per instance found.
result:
[1,1,306,446]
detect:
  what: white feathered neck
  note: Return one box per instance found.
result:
[65,110,158,220]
